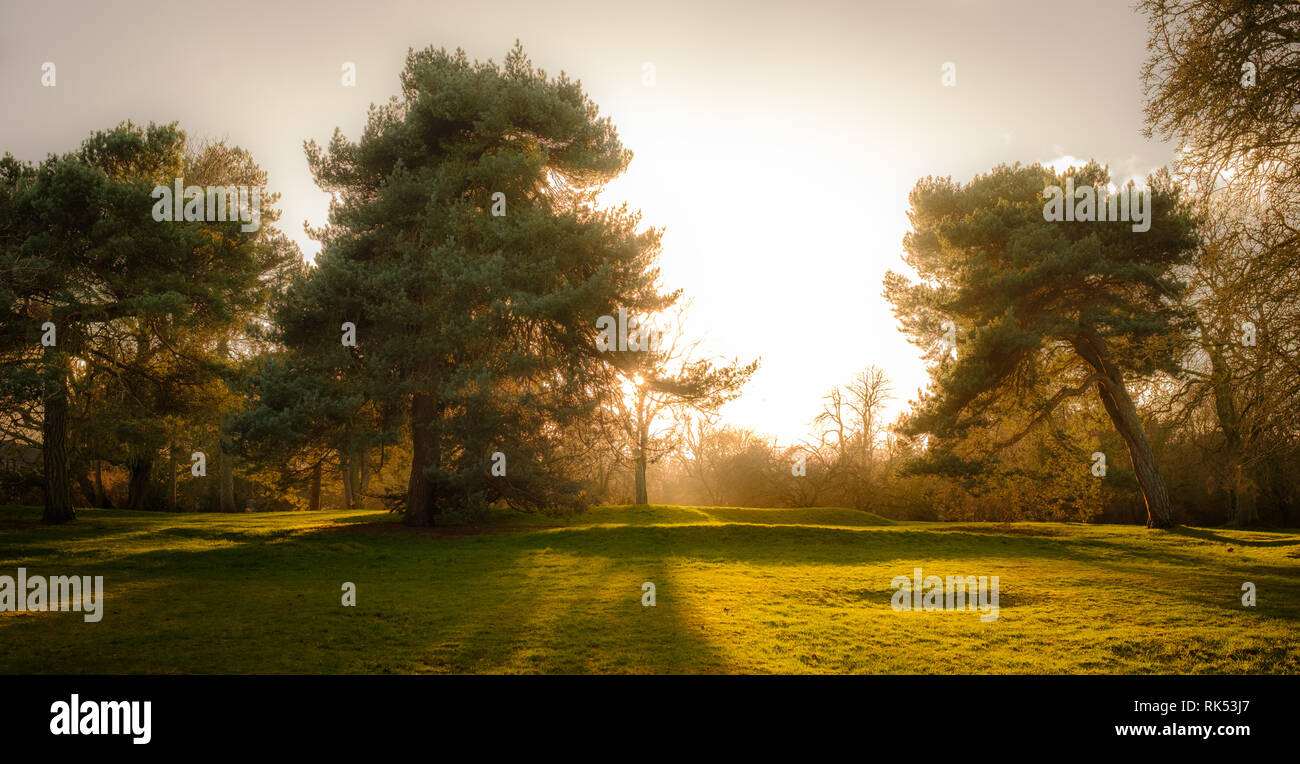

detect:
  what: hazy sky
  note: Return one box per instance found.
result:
[0,0,1171,444]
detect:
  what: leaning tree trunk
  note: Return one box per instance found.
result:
[1073,331,1175,528]
[405,392,441,526]
[41,363,75,524]
[1097,381,1174,528]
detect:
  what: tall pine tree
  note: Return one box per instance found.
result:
[271,43,671,525]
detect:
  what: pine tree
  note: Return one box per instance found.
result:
[884,162,1199,528]
[271,43,671,525]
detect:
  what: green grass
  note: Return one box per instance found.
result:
[1,503,1296,674]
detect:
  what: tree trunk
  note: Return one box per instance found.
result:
[405,393,440,526]
[93,459,111,508]
[1230,465,1259,527]
[359,450,371,494]
[308,460,323,511]
[1099,383,1174,528]
[634,452,648,504]
[167,442,177,511]
[349,449,363,507]
[74,469,97,510]
[41,365,75,524]
[340,449,355,510]
[218,439,236,512]
[1207,344,1259,526]
[127,446,154,511]
[634,430,649,505]
[1073,331,1175,528]
[634,389,649,505]
[213,338,237,512]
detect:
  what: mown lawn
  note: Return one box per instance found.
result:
[1,504,1296,674]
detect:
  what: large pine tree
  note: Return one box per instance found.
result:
[273,43,671,525]
[884,162,1199,528]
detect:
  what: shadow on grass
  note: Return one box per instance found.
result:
[507,522,1080,567]
[1168,526,1300,548]
[1,514,731,673]
[6,506,1300,672]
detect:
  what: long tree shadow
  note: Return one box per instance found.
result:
[1,517,734,673]
[1062,552,1300,626]
[8,512,1299,672]
[510,522,1085,567]
[1168,526,1300,548]
[538,523,732,673]
[1015,528,1300,574]
[495,522,1300,633]
[1,527,551,672]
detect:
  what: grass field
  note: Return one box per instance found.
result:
[1,504,1297,674]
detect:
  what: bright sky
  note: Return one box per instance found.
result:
[0,0,1173,444]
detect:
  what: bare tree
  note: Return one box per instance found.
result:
[597,304,758,504]
[808,366,893,509]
